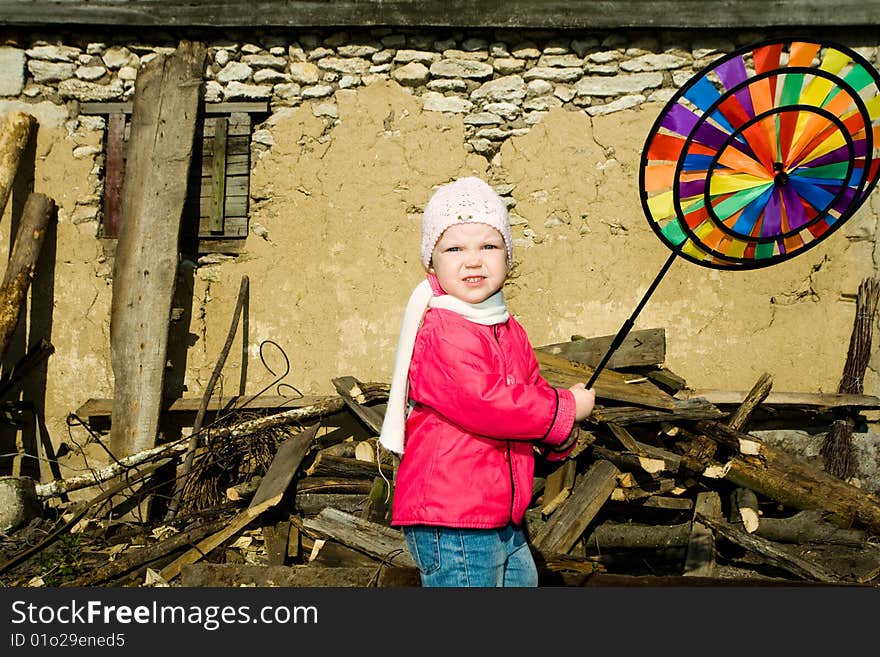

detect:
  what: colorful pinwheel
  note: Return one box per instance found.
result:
[641,37,880,269]
[587,37,880,387]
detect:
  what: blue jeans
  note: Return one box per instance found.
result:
[403,524,539,587]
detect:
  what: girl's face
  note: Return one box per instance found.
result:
[429,222,508,304]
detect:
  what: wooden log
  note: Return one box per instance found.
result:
[695,419,880,533]
[609,478,676,502]
[733,487,760,533]
[211,397,349,440]
[696,514,842,583]
[726,372,773,432]
[226,476,262,502]
[305,453,394,480]
[295,492,367,515]
[109,40,206,457]
[589,398,724,425]
[749,510,866,547]
[0,193,55,366]
[584,521,692,550]
[534,327,665,369]
[605,424,682,472]
[532,459,619,556]
[301,507,416,568]
[683,491,722,577]
[0,111,37,220]
[591,445,667,476]
[536,350,676,410]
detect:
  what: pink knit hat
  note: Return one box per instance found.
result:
[421,176,513,268]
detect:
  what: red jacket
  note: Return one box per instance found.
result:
[391,307,576,529]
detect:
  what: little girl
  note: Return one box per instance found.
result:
[379,176,595,587]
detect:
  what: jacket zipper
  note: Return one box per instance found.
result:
[494,324,515,523]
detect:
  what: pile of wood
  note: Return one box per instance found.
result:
[2,326,879,588]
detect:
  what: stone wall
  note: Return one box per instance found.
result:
[0,25,879,472]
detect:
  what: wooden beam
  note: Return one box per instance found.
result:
[108,40,206,457]
[0,193,56,366]
[0,1,877,28]
[683,491,722,577]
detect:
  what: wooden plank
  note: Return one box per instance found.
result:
[248,423,318,515]
[536,351,676,410]
[684,389,880,410]
[75,393,339,421]
[535,327,665,370]
[101,111,125,238]
[2,1,877,29]
[208,116,228,233]
[683,491,722,577]
[532,459,619,557]
[108,41,206,457]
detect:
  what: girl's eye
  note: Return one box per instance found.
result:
[483,244,499,250]
[445,246,461,252]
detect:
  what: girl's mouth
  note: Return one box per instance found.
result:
[463,276,484,284]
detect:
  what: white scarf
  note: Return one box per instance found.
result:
[378,277,510,455]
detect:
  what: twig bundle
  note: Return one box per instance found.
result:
[821,278,880,479]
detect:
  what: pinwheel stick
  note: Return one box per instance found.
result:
[586,251,677,389]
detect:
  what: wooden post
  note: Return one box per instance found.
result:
[109,40,206,457]
[0,112,37,221]
[0,193,56,365]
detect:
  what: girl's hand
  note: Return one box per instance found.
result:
[569,383,596,421]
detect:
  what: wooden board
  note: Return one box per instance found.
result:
[535,327,665,369]
[108,40,206,457]
[3,1,875,29]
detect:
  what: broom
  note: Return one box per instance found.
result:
[820,277,880,479]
